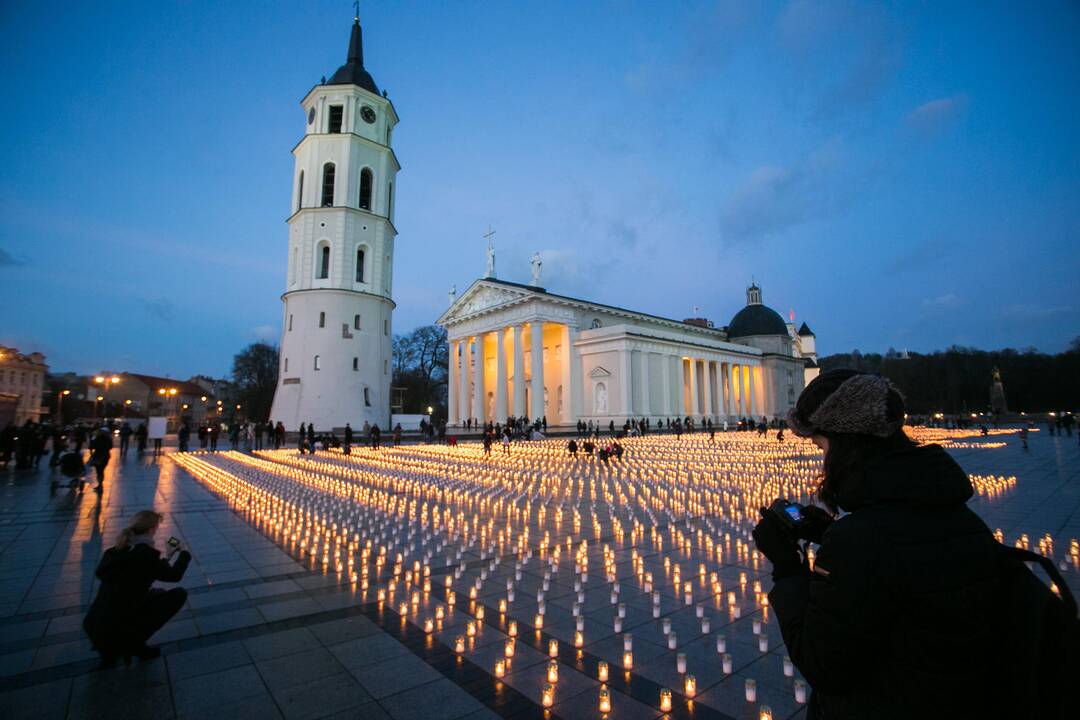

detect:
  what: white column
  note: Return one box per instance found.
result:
[459,338,471,425]
[512,324,526,416]
[640,351,651,417]
[678,356,686,414]
[568,327,583,422]
[495,329,508,422]
[472,336,485,423]
[748,365,758,419]
[724,362,733,418]
[660,354,671,419]
[671,356,681,415]
[448,340,459,424]
[703,360,714,422]
[687,358,698,418]
[732,363,742,417]
[530,321,545,420]
[619,349,632,418]
[560,325,574,425]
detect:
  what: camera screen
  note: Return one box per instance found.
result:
[167,537,180,547]
[784,506,803,522]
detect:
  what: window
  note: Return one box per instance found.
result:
[288,314,293,331]
[386,126,392,145]
[296,171,304,212]
[321,163,335,206]
[355,248,365,283]
[364,387,371,406]
[384,319,389,336]
[354,314,361,330]
[387,181,393,218]
[359,169,373,210]
[317,245,330,279]
[318,311,325,328]
[353,357,359,371]
[383,359,388,374]
[284,358,289,372]
[290,247,298,285]
[314,355,321,371]
[328,105,343,133]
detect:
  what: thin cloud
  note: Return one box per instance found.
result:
[904,94,969,134]
[0,248,24,267]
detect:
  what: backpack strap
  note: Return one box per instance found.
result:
[999,544,1078,618]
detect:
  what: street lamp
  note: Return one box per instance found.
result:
[56,389,71,418]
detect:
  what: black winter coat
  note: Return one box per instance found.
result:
[83,544,191,651]
[769,444,1006,719]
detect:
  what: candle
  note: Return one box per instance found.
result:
[745,678,756,702]
[576,616,584,632]
[667,631,677,650]
[794,679,807,703]
[574,630,584,648]
[662,618,672,635]
[504,639,515,658]
[783,656,794,677]
[623,650,633,670]
[597,661,609,682]
[475,605,485,621]
[716,633,726,653]
[759,706,773,720]
[758,634,768,652]
[494,658,506,678]
[660,688,672,712]
[454,636,465,653]
[599,685,611,713]
[549,639,559,657]
[508,620,517,637]
[542,684,554,708]
[466,620,476,637]
[613,617,622,632]
[424,618,434,633]
[547,660,559,683]
[722,653,733,674]
[676,652,686,674]
[753,618,762,634]
[684,674,697,697]
[534,613,544,629]
[701,617,711,634]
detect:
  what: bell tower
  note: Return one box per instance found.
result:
[270,13,400,431]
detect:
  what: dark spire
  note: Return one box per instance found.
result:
[326,18,380,95]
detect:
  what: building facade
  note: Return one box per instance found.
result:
[438,279,811,427]
[270,16,399,431]
[0,346,48,426]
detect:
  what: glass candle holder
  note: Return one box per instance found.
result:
[676,652,687,674]
[722,653,733,674]
[759,705,773,720]
[598,661,609,682]
[494,658,506,678]
[504,639,515,658]
[542,684,554,708]
[783,656,794,677]
[599,685,611,713]
[684,674,697,697]
[454,636,465,653]
[794,679,807,704]
[547,660,559,683]
[660,688,672,712]
[623,650,633,670]
[508,620,517,637]
[549,639,559,657]
[668,631,678,650]
[745,678,757,702]
[758,634,768,652]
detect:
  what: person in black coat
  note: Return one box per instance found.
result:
[753,370,1007,719]
[83,510,191,666]
[89,427,112,493]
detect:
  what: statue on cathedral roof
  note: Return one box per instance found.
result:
[530,252,542,287]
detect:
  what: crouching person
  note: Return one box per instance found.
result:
[84,510,191,666]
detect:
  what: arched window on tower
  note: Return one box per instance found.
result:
[290,246,298,285]
[317,244,330,279]
[321,163,335,207]
[387,181,393,219]
[296,171,304,213]
[355,248,366,283]
[359,168,373,210]
[313,355,321,371]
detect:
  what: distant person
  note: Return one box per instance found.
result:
[90,427,112,493]
[568,439,578,457]
[136,422,148,454]
[344,423,353,455]
[119,422,133,456]
[370,424,381,450]
[178,422,191,452]
[393,423,403,447]
[83,511,191,666]
[306,423,315,452]
[209,423,220,452]
[753,370,1021,718]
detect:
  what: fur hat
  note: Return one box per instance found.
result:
[787,371,905,438]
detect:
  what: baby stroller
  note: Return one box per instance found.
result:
[51,451,87,495]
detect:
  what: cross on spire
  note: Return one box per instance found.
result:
[353,1,360,21]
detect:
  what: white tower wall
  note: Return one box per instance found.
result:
[270,20,399,431]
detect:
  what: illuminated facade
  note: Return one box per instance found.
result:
[438,279,812,427]
[270,16,399,431]
[0,346,48,426]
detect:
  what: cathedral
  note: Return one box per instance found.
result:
[438,274,818,428]
[271,16,820,431]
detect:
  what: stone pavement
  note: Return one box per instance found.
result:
[0,430,1077,720]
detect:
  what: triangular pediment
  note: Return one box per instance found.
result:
[588,366,611,378]
[438,280,535,324]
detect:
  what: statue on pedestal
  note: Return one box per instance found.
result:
[530,252,543,287]
[989,366,1007,414]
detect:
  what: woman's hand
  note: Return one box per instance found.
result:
[800,505,835,544]
[752,510,804,579]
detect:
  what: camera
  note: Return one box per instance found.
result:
[766,499,812,541]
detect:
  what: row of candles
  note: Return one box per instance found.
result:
[173,428,1064,717]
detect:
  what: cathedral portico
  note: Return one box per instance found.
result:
[439,277,801,428]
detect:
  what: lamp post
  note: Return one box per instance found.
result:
[56,389,71,419]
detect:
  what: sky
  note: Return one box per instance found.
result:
[1,1,1078,378]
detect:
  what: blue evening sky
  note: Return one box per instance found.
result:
[1,1,1077,378]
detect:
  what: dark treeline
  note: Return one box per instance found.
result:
[819,338,1080,414]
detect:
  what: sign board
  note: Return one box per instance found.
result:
[147,417,167,440]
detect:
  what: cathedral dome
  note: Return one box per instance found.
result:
[727,283,789,338]
[326,19,380,95]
